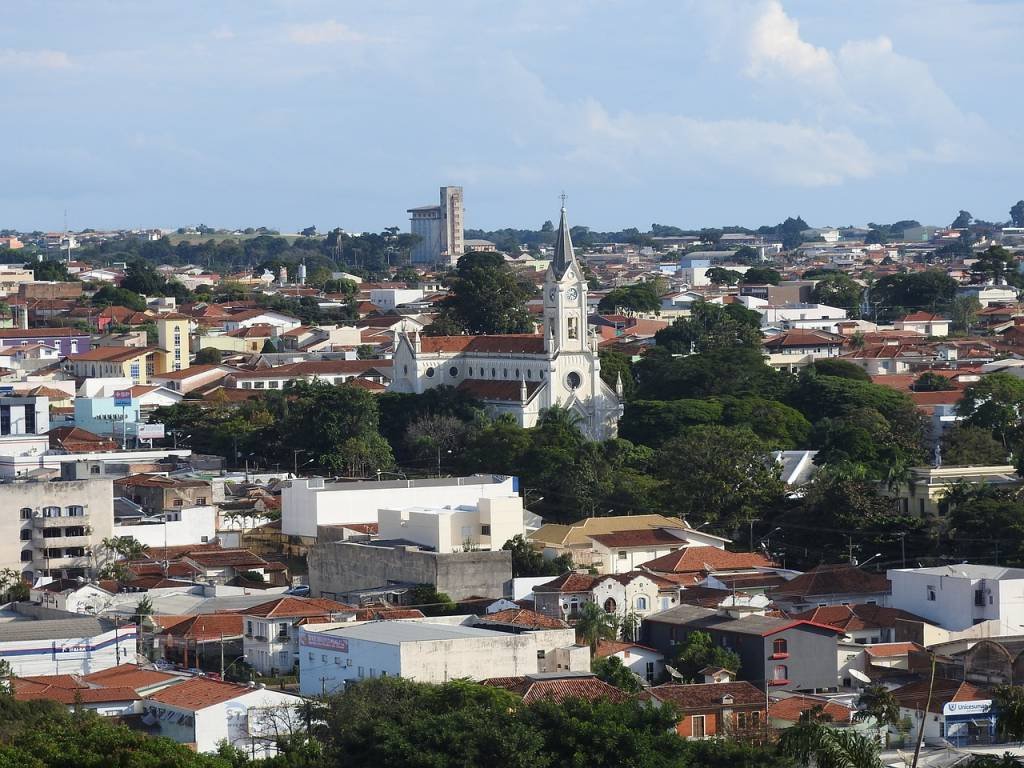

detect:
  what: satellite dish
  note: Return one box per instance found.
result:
[664,664,685,681]
[849,669,871,684]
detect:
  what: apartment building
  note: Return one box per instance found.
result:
[1,478,115,581]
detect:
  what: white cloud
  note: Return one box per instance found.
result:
[286,20,365,45]
[745,0,835,83]
[0,49,72,70]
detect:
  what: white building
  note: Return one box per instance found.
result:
[888,564,1024,633]
[957,284,1018,308]
[369,288,425,311]
[390,206,623,440]
[242,596,355,676]
[377,495,524,553]
[595,640,665,685]
[142,677,303,757]
[2,478,115,581]
[297,617,586,695]
[281,474,517,540]
[0,614,136,676]
[739,296,848,333]
[112,504,217,549]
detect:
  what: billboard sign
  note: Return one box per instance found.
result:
[113,389,132,407]
[136,423,165,440]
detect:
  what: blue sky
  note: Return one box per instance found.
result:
[2,0,1023,234]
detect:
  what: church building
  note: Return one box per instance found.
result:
[389,205,623,440]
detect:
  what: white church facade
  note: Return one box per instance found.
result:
[389,206,623,440]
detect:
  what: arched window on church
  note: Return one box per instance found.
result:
[527,370,532,379]
[567,317,579,340]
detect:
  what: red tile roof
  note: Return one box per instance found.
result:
[641,546,775,574]
[595,639,659,658]
[769,564,890,600]
[478,608,569,630]
[865,642,925,658]
[82,664,179,691]
[645,682,765,710]
[483,674,630,704]
[900,312,946,322]
[588,528,689,548]
[456,379,542,402]
[145,677,256,710]
[769,695,854,723]
[789,604,928,632]
[161,614,244,641]
[417,335,545,355]
[13,680,140,705]
[890,678,987,714]
[533,572,597,593]
[764,330,845,349]
[351,607,425,621]
[243,597,354,618]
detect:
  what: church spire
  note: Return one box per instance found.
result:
[551,200,577,279]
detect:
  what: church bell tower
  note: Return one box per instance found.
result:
[543,203,588,357]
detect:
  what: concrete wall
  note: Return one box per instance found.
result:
[0,625,136,676]
[308,541,512,601]
[113,506,216,549]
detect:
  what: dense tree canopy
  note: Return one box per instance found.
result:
[809,273,863,311]
[428,252,534,335]
[653,302,763,355]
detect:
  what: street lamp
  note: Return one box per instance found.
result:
[858,552,884,569]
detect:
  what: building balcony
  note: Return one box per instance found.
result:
[32,513,89,528]
[34,555,92,569]
[32,534,91,548]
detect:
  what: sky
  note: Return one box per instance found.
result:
[2,0,1023,234]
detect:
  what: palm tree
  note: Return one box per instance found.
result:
[574,602,616,655]
[778,720,883,768]
[855,684,901,745]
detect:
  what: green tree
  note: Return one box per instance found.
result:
[809,359,871,381]
[1012,201,1024,228]
[778,720,882,768]
[90,284,147,311]
[598,350,635,399]
[741,266,782,285]
[811,273,864,311]
[121,259,167,295]
[575,602,617,654]
[502,535,572,578]
[654,301,764,354]
[952,210,973,229]
[591,655,643,693]
[658,425,785,530]
[406,584,456,616]
[855,684,901,742]
[32,260,72,282]
[941,424,1007,466]
[958,373,1024,450]
[912,372,956,392]
[994,685,1024,744]
[971,246,1018,284]
[872,271,958,321]
[707,267,743,285]
[673,630,740,681]
[194,347,222,365]
[597,282,662,313]
[431,252,534,335]
[952,295,982,333]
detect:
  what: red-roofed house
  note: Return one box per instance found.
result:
[595,639,665,684]
[483,672,630,704]
[645,681,767,740]
[768,695,854,727]
[895,312,950,337]
[142,676,303,756]
[242,596,355,675]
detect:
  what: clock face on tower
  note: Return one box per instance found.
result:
[566,287,579,302]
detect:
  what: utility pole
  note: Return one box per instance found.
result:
[911,653,936,768]
[846,535,854,565]
[899,532,907,569]
[220,633,225,678]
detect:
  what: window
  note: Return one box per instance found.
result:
[196,497,207,505]
[491,368,496,377]
[691,715,706,738]
[737,711,761,730]
[308,653,313,661]
[568,316,579,339]
[645,661,655,682]
[635,596,648,610]
[278,622,288,638]
[425,367,435,378]
[172,499,183,507]
[527,369,532,379]
[20,550,32,562]
[67,505,84,517]
[603,598,617,612]
[247,621,253,637]
[974,590,985,607]
[334,658,341,665]
[566,371,582,390]
[927,586,937,601]
[43,506,60,518]
[449,366,458,378]
[20,507,31,520]
[537,650,546,660]
[503,368,508,377]
[617,550,627,560]
[773,664,788,681]
[90,466,100,475]
[772,638,788,656]
[358,667,364,679]
[480,524,491,536]
[19,530,30,541]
